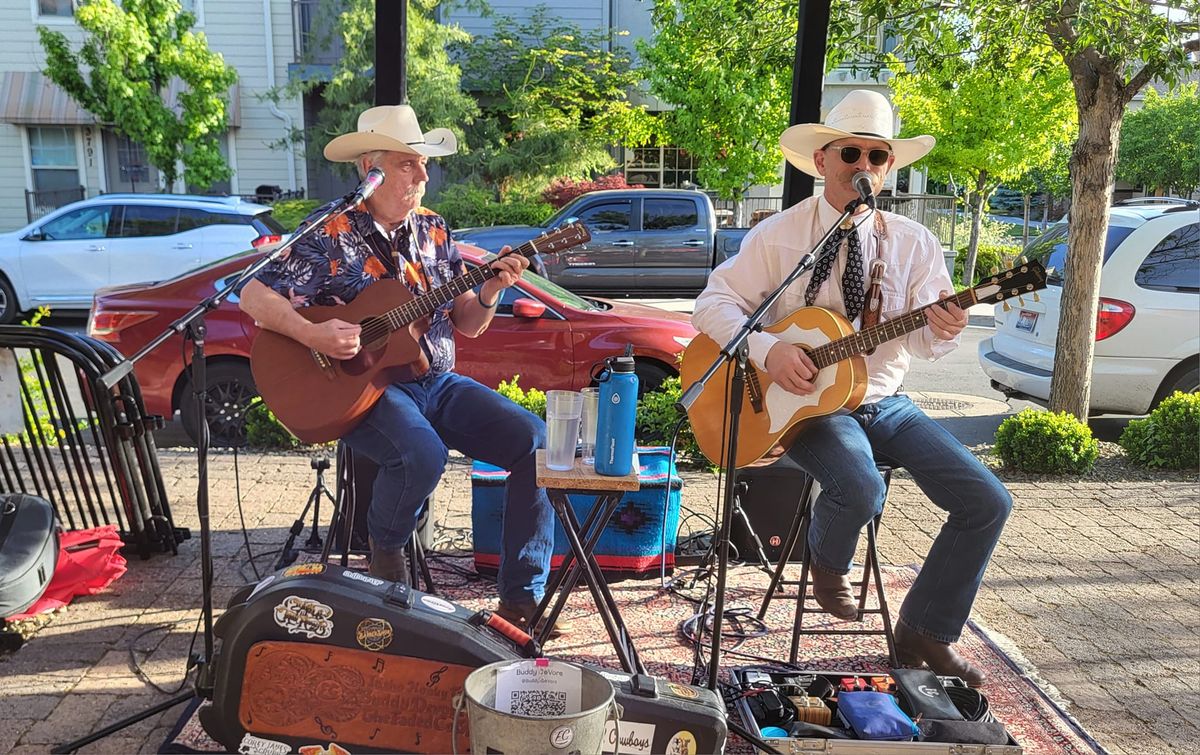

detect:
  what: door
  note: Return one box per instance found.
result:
[639,197,708,291]
[18,203,116,305]
[106,204,200,286]
[554,199,635,292]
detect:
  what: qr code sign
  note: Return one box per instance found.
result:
[509,689,568,716]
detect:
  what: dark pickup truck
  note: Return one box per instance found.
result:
[452,189,750,296]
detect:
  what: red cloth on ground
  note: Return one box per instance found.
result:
[6,525,127,621]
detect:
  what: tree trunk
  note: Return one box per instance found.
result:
[1049,76,1127,420]
[1022,194,1031,249]
[962,172,988,286]
[1041,192,1050,229]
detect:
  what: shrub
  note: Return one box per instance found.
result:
[994,408,1099,474]
[496,376,547,420]
[433,182,553,229]
[1119,391,1200,470]
[955,243,1019,284]
[541,174,643,209]
[244,401,301,450]
[270,199,322,232]
[635,377,704,462]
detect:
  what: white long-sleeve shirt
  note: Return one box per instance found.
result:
[693,195,958,405]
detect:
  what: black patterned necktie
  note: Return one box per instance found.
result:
[805,223,867,321]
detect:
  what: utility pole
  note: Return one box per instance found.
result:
[375,0,407,105]
[781,0,832,209]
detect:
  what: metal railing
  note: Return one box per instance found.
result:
[0,327,186,558]
[24,186,86,223]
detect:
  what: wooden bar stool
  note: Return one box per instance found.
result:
[756,463,898,666]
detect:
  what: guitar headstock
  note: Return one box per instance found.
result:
[528,222,591,256]
[972,259,1048,305]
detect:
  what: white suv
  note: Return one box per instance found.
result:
[0,194,286,323]
[980,199,1199,415]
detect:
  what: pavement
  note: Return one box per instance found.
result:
[2,306,1197,754]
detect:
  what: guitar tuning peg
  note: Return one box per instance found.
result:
[1032,292,1040,302]
[1017,296,1025,307]
[1016,255,1026,265]
[1002,301,1012,312]
[990,266,999,275]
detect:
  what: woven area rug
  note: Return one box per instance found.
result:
[165,555,1103,754]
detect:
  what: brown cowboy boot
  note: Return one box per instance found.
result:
[368,537,410,584]
[810,565,859,621]
[495,599,574,640]
[895,622,986,687]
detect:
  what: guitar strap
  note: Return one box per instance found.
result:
[861,210,889,334]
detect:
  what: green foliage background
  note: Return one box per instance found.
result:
[994,408,1099,475]
[1119,392,1200,471]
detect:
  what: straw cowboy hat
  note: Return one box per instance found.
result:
[779,89,934,177]
[324,104,458,162]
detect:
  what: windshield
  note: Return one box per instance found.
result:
[541,200,582,229]
[1021,222,1136,284]
[474,253,599,311]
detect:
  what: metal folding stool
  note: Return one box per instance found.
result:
[756,463,898,666]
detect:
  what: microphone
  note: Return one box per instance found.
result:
[851,171,876,208]
[349,167,386,207]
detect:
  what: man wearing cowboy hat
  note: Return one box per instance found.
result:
[239,104,564,635]
[693,90,1011,686]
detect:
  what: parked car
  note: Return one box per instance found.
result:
[88,244,697,446]
[0,194,286,323]
[452,189,750,296]
[979,200,1199,415]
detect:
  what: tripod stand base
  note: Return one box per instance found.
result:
[52,690,194,754]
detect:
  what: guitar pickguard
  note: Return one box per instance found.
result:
[763,321,841,433]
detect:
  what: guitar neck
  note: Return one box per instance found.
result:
[382,240,537,328]
[809,288,978,369]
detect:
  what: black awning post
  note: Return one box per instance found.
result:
[781,0,832,209]
[375,0,407,105]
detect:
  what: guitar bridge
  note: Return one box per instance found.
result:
[746,367,765,413]
[310,350,337,380]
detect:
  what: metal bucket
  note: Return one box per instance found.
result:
[454,659,619,754]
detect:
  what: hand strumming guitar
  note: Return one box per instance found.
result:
[305,319,363,360]
[765,341,819,396]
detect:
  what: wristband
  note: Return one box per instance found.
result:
[478,293,498,309]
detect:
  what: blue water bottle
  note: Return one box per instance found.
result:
[593,350,639,476]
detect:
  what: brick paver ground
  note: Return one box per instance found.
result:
[0,442,1196,754]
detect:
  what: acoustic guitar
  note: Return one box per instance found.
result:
[250,222,592,443]
[681,260,1047,467]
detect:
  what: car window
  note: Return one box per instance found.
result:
[119,205,179,237]
[1135,223,1199,293]
[472,255,598,311]
[643,199,699,231]
[252,213,288,235]
[1022,222,1136,284]
[578,202,631,232]
[177,208,211,231]
[38,205,113,240]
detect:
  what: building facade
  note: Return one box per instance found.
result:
[0,0,305,231]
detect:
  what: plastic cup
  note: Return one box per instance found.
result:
[579,387,600,466]
[545,390,583,471]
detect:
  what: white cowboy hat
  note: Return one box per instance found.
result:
[779,89,934,177]
[324,104,458,162]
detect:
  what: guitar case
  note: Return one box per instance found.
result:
[201,564,728,754]
[0,493,59,619]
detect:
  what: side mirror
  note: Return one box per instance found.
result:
[23,229,44,241]
[511,298,547,319]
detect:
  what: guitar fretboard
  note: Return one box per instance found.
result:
[809,289,978,368]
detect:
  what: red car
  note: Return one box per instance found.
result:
[88,245,696,446]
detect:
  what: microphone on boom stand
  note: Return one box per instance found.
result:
[851,171,876,209]
[349,167,386,208]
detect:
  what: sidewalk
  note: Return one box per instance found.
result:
[0,413,1196,753]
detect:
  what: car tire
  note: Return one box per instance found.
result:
[1154,362,1199,407]
[634,361,673,398]
[0,276,19,325]
[179,361,259,448]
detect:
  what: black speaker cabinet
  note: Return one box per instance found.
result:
[730,457,810,564]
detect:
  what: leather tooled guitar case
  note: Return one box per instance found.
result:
[201,565,727,755]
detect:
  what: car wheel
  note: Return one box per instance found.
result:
[0,276,19,325]
[179,362,259,448]
[634,361,673,398]
[1155,362,1199,407]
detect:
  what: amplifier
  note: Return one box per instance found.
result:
[731,457,810,564]
[201,565,727,754]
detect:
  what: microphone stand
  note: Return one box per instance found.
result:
[55,188,372,753]
[678,197,869,692]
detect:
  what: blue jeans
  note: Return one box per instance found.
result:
[342,371,552,605]
[786,395,1012,643]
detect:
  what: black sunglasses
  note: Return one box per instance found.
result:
[831,145,892,166]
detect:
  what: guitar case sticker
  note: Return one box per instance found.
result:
[237,732,291,755]
[356,618,394,652]
[282,563,326,578]
[272,595,334,639]
[420,595,457,614]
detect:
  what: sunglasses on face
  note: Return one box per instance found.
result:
[830,145,892,166]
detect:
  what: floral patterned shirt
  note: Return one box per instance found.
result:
[255,201,465,374]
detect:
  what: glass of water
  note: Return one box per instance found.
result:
[579,387,600,467]
[545,390,583,471]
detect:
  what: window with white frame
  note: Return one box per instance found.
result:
[28,127,81,195]
[36,0,75,18]
[623,145,699,189]
[115,133,151,188]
